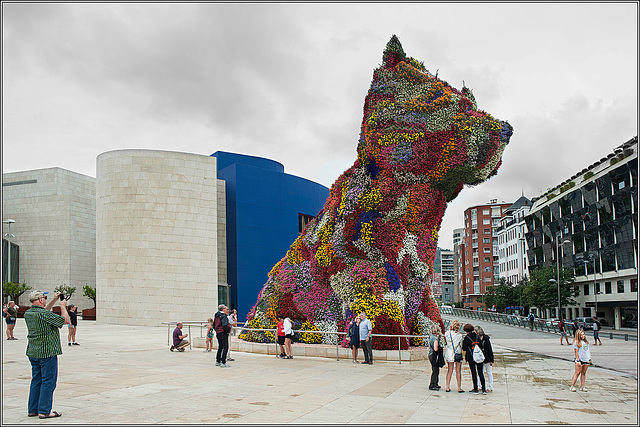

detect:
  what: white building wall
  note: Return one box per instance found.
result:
[96,150,222,326]
[2,168,96,309]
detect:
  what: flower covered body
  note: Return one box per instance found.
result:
[242,35,512,349]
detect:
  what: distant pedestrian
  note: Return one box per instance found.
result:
[475,325,494,392]
[276,314,286,358]
[570,328,591,392]
[4,301,18,340]
[348,314,361,363]
[528,312,535,331]
[66,305,79,346]
[592,316,602,345]
[462,323,486,394]
[229,309,238,336]
[444,320,464,393]
[359,312,373,364]
[214,305,231,367]
[204,318,214,353]
[171,322,190,352]
[24,290,70,419]
[558,319,570,345]
[428,324,444,390]
[572,319,579,335]
[283,315,294,359]
[227,308,238,361]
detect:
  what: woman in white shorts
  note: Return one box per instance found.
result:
[444,320,464,393]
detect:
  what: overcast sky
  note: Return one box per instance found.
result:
[2,2,638,249]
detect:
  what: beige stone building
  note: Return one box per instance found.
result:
[2,168,96,310]
[95,150,227,326]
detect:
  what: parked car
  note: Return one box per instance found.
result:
[576,317,595,330]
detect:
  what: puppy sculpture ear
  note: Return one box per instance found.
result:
[383,34,406,68]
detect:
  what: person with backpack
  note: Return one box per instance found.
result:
[214,305,231,367]
[528,312,535,331]
[462,323,486,394]
[592,316,602,345]
[348,314,361,363]
[475,325,494,392]
[559,319,570,345]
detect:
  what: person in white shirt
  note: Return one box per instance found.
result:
[444,320,464,392]
[283,316,294,359]
[570,328,592,392]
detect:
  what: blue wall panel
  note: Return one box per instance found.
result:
[211,151,329,321]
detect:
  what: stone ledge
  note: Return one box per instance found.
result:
[191,336,429,361]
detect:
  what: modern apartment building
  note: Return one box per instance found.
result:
[440,249,455,304]
[524,136,637,329]
[452,227,464,304]
[497,196,532,285]
[460,201,511,310]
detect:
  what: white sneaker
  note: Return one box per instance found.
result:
[215,362,220,366]
[570,386,577,392]
[220,363,229,368]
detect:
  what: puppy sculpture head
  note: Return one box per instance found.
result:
[242,36,512,349]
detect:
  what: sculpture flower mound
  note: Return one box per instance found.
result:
[240,35,513,349]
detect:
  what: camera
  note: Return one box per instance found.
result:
[59,293,65,301]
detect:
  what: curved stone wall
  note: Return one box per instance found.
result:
[96,150,223,326]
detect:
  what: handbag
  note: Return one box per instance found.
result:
[436,345,446,368]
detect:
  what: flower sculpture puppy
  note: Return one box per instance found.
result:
[241,35,513,349]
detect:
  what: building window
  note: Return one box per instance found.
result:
[617,280,625,293]
[595,283,600,293]
[631,278,637,292]
[483,209,490,215]
[483,238,490,243]
[484,228,491,234]
[605,281,612,294]
[298,213,315,233]
[584,284,589,296]
[484,257,490,263]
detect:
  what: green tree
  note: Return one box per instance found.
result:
[83,285,96,308]
[54,284,77,302]
[2,282,32,303]
[525,266,578,313]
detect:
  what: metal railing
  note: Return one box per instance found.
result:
[162,321,434,363]
[439,307,637,341]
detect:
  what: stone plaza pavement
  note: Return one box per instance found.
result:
[2,319,638,425]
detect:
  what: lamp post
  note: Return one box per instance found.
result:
[3,219,16,283]
[550,237,571,319]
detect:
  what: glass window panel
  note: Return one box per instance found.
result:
[559,195,572,216]
[582,182,597,206]
[631,278,637,292]
[542,206,551,225]
[572,213,584,233]
[550,201,560,222]
[615,241,635,270]
[584,228,599,254]
[572,231,584,253]
[601,246,616,272]
[532,211,542,229]
[583,205,598,230]
[597,197,613,224]
[596,174,612,199]
[584,284,590,295]
[612,188,632,218]
[568,189,583,212]
[599,222,615,247]
[613,216,633,244]
[605,281,612,294]
[610,164,630,194]
[617,280,625,293]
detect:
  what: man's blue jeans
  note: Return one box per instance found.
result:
[28,355,58,415]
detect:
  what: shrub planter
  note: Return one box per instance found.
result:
[82,308,96,320]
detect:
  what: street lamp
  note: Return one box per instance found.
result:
[3,219,16,283]
[549,237,571,320]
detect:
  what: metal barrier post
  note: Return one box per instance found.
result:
[625,334,629,341]
[398,336,402,364]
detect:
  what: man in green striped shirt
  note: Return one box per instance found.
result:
[24,290,70,419]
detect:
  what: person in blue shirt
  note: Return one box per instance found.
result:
[358,313,373,364]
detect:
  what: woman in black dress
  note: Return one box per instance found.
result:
[349,314,361,363]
